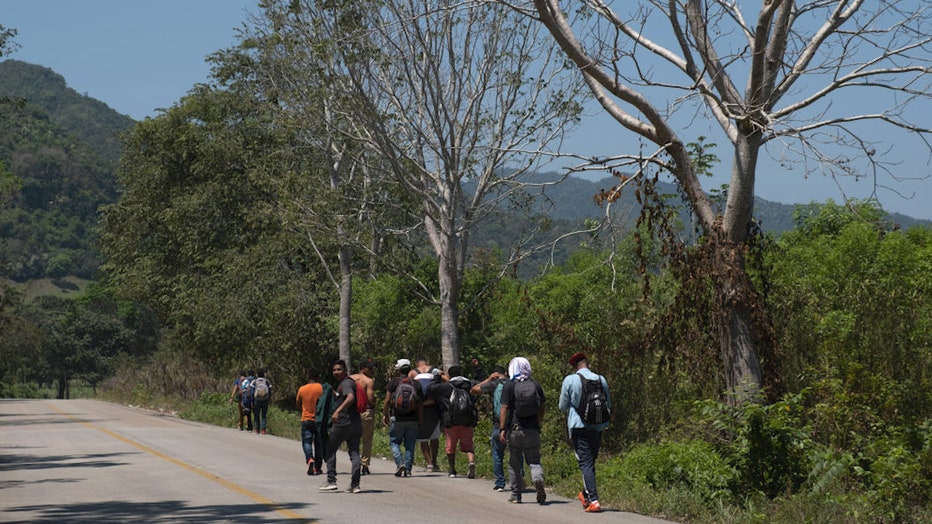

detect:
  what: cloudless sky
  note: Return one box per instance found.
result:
[3,0,930,220]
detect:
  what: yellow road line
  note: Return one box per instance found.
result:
[45,402,313,522]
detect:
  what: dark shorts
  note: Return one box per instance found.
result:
[418,408,440,440]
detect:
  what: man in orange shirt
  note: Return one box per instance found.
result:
[296,369,324,475]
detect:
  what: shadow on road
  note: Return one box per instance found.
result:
[4,500,316,523]
[0,451,135,471]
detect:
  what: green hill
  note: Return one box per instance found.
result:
[0,60,135,281]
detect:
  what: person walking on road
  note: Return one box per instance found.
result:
[384,358,422,477]
[428,365,479,479]
[251,370,272,434]
[499,357,546,505]
[230,370,247,430]
[350,358,377,476]
[472,365,509,492]
[296,369,324,475]
[240,370,256,432]
[412,357,441,472]
[558,352,612,513]
[320,360,363,493]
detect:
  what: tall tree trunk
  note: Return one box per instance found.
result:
[338,242,352,371]
[714,242,763,405]
[438,250,461,370]
[717,130,765,403]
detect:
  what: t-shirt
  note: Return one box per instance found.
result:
[333,377,362,428]
[500,379,545,430]
[479,377,507,428]
[386,376,421,422]
[296,382,324,421]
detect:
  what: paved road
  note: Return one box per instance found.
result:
[0,399,673,523]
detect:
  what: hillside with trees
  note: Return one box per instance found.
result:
[0,60,134,281]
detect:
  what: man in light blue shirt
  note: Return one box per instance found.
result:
[558,352,611,513]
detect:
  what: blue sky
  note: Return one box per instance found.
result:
[3,0,930,220]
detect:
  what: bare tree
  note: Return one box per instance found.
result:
[234,3,403,371]
[529,0,932,401]
[315,0,584,368]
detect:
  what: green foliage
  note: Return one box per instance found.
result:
[613,439,737,503]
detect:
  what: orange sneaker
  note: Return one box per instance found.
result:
[577,492,590,509]
[584,500,602,513]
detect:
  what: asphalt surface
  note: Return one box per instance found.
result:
[0,399,674,523]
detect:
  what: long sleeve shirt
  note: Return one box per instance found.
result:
[558,368,611,432]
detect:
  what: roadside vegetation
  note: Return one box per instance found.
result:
[86,201,932,523]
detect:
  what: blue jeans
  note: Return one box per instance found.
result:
[389,419,419,471]
[490,425,506,488]
[301,420,318,463]
[253,400,269,431]
[571,427,603,502]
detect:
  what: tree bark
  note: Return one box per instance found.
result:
[714,241,763,405]
[438,252,461,369]
[338,242,352,371]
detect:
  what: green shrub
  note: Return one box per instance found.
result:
[613,439,737,503]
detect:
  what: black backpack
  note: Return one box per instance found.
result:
[513,380,541,418]
[576,374,610,425]
[448,386,477,427]
[392,378,418,415]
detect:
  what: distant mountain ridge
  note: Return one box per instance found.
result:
[522,171,928,235]
[0,60,927,283]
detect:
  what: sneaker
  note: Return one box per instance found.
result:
[306,458,315,476]
[448,471,457,478]
[467,463,476,479]
[577,491,590,509]
[395,465,405,477]
[255,429,260,434]
[508,494,522,504]
[318,481,338,491]
[535,482,546,504]
[313,468,323,476]
[345,485,361,494]
[584,500,602,513]
[427,464,439,473]
[361,466,370,476]
[260,429,267,434]
[493,486,506,492]
[404,468,412,477]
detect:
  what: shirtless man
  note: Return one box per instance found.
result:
[412,356,441,472]
[351,358,377,475]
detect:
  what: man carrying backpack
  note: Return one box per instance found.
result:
[427,365,479,479]
[383,359,422,477]
[320,359,363,493]
[471,365,509,492]
[350,358,377,476]
[499,356,546,504]
[251,370,273,434]
[558,352,612,513]
[240,370,256,433]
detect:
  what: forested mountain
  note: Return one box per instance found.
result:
[0,60,135,281]
[0,60,925,283]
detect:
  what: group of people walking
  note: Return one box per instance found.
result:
[230,370,273,434]
[289,351,611,512]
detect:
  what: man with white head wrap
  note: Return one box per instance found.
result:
[498,356,547,504]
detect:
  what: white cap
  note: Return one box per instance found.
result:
[395,358,411,369]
